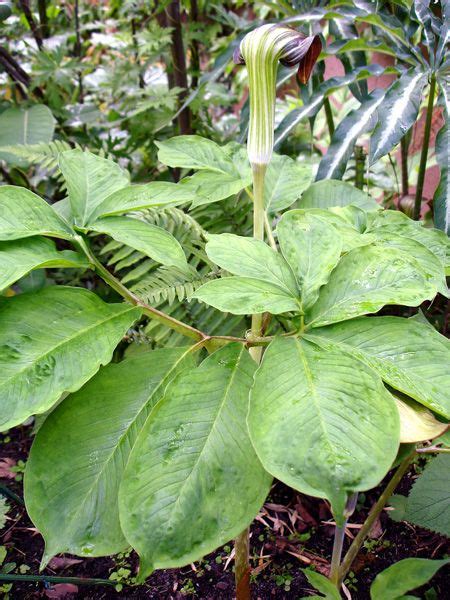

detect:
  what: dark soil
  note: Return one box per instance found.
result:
[1,426,449,600]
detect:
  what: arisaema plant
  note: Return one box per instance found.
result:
[0,21,448,600]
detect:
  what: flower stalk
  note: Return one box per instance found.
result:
[232,23,321,599]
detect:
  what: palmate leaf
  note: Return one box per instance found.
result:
[0,186,74,241]
[316,90,385,181]
[369,68,429,164]
[300,180,379,211]
[277,211,342,310]
[89,216,188,270]
[119,343,272,579]
[308,316,450,418]
[370,557,450,600]
[0,237,88,292]
[0,287,141,431]
[24,347,195,565]
[306,245,436,328]
[248,337,399,523]
[274,64,388,148]
[59,149,130,226]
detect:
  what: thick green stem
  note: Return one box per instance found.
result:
[76,236,205,342]
[400,134,410,196]
[323,96,335,137]
[234,163,267,600]
[413,73,436,220]
[338,449,416,586]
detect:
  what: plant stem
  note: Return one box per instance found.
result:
[400,133,410,196]
[76,236,205,342]
[0,484,24,506]
[323,96,335,137]
[354,145,366,190]
[413,72,436,220]
[329,493,358,586]
[264,212,277,251]
[0,574,115,586]
[338,449,416,586]
[234,163,267,600]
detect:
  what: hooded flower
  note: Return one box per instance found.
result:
[234,24,321,166]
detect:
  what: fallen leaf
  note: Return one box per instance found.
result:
[0,458,16,479]
[368,516,383,539]
[48,556,83,570]
[45,583,78,598]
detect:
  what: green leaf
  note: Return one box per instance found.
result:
[277,210,342,310]
[0,186,74,241]
[370,557,450,600]
[184,170,250,208]
[372,231,448,297]
[433,111,449,235]
[302,569,341,600]
[156,135,240,176]
[301,180,379,211]
[316,90,385,180]
[390,455,450,537]
[248,337,399,523]
[0,287,141,431]
[367,210,450,269]
[119,343,272,578]
[59,149,130,226]
[90,182,196,220]
[264,155,312,213]
[193,277,299,315]
[0,106,55,165]
[205,233,298,295]
[304,208,375,252]
[89,216,188,270]
[24,347,195,564]
[306,245,436,328]
[309,316,450,418]
[369,68,428,164]
[0,237,88,292]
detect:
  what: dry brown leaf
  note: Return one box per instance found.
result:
[45,583,78,598]
[48,556,83,570]
[0,458,16,479]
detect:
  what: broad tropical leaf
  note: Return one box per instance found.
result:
[306,245,436,328]
[369,68,428,164]
[316,90,385,181]
[277,211,342,310]
[300,180,379,210]
[248,337,399,522]
[89,216,188,270]
[308,316,450,418]
[0,237,88,292]
[24,347,195,564]
[119,343,272,578]
[390,455,450,537]
[59,149,130,226]
[184,170,250,208]
[303,208,375,252]
[264,154,312,212]
[205,233,298,295]
[193,276,299,315]
[0,287,141,431]
[0,186,74,241]
[90,183,196,219]
[370,557,450,600]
